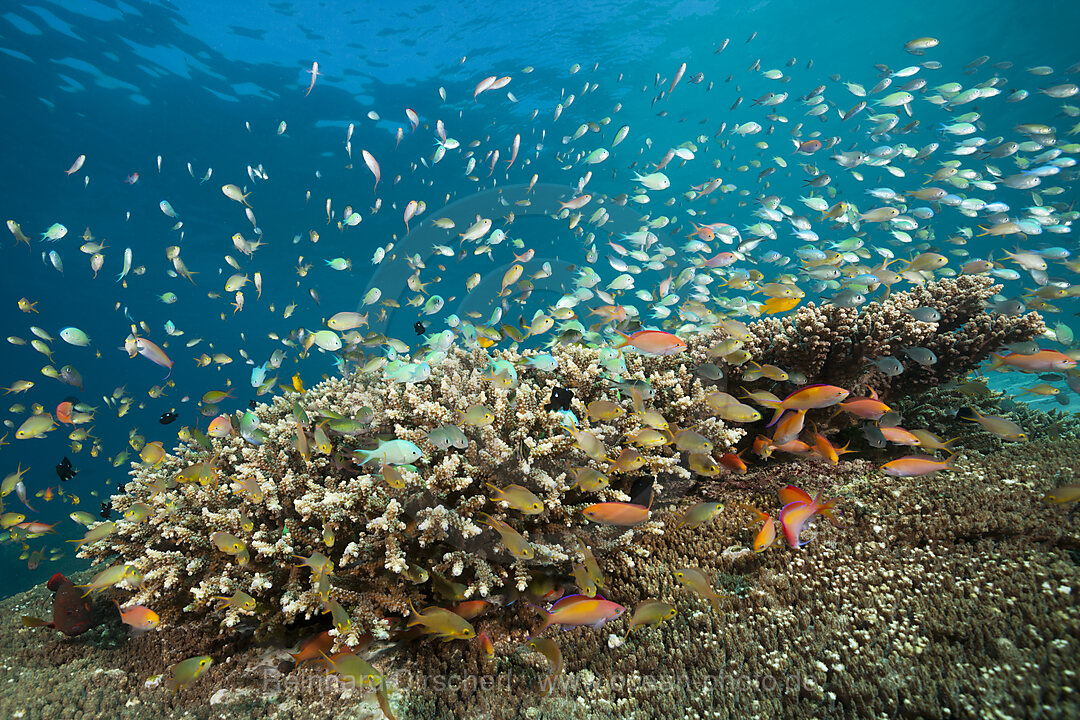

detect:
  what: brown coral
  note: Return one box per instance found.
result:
[732,276,1045,401]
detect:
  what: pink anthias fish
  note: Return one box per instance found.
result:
[778,485,845,547]
[530,594,625,634]
[836,388,892,420]
[879,453,959,477]
[613,329,687,355]
[698,252,739,268]
[988,350,1077,373]
[124,337,173,380]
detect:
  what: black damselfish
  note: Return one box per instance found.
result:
[545,387,573,412]
[55,457,77,482]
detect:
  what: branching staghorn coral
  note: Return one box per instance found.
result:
[76,340,743,645]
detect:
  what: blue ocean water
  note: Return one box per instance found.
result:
[0,0,1078,598]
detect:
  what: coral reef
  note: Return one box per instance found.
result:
[4,438,1078,719]
[77,341,744,645]
[28,276,1071,719]
[894,381,1080,453]
[370,443,1080,720]
[735,276,1045,401]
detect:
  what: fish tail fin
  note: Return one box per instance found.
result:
[375,685,395,719]
[526,604,553,635]
[816,498,847,528]
[405,599,423,628]
[944,452,960,470]
[739,503,769,527]
[765,405,786,427]
[612,330,632,349]
[987,353,1005,371]
[21,616,48,628]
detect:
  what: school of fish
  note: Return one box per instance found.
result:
[4,33,1080,705]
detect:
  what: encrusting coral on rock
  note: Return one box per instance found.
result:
[8,437,1076,720]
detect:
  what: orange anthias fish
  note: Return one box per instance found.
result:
[837,396,892,420]
[207,414,233,438]
[752,434,776,459]
[988,350,1077,373]
[718,452,747,474]
[477,631,495,659]
[754,435,812,458]
[771,409,807,445]
[879,426,922,446]
[531,594,625,633]
[450,600,492,620]
[588,305,628,324]
[115,601,160,632]
[613,329,687,355]
[778,485,845,547]
[763,385,851,426]
[289,630,336,665]
[810,432,851,464]
[686,222,716,241]
[880,453,959,477]
[700,251,739,268]
[739,504,777,552]
[582,501,651,526]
